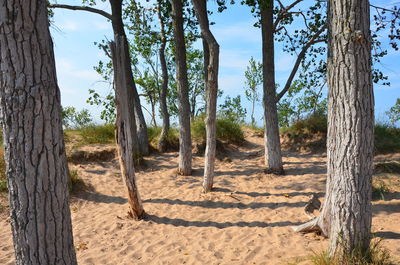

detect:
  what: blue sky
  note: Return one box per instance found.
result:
[50,0,400,125]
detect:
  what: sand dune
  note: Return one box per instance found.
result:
[1,132,399,264]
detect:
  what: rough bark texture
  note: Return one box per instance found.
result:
[110,37,145,220]
[157,2,170,152]
[192,0,220,192]
[110,0,149,157]
[109,0,145,219]
[0,1,77,264]
[260,1,284,175]
[295,0,374,257]
[172,0,192,175]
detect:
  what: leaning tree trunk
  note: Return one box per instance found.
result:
[110,0,149,157]
[294,0,374,258]
[172,0,192,175]
[110,37,145,220]
[157,1,170,152]
[0,1,77,264]
[192,0,220,192]
[260,1,284,175]
[109,0,145,219]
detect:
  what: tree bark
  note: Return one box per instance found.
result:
[157,2,171,152]
[172,0,192,175]
[109,0,149,157]
[109,0,145,219]
[192,0,220,192]
[110,37,145,220]
[294,0,374,257]
[260,1,284,174]
[0,1,77,264]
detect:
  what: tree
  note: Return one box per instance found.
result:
[244,57,263,127]
[192,0,220,192]
[294,0,374,258]
[386,98,400,126]
[260,0,284,174]
[172,0,192,175]
[50,0,145,218]
[0,0,77,263]
[50,0,150,157]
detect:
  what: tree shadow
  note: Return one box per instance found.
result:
[372,202,400,214]
[73,190,127,204]
[212,187,325,198]
[144,214,302,228]
[375,231,400,240]
[143,198,306,210]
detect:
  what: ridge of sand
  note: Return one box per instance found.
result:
[0,132,399,265]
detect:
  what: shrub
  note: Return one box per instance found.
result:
[80,124,115,144]
[147,127,179,151]
[191,115,244,144]
[0,148,6,192]
[374,123,400,154]
[372,179,390,200]
[282,112,327,136]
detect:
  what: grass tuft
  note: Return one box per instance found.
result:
[79,124,115,145]
[147,127,179,151]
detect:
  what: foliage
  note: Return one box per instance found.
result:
[218,95,247,123]
[278,80,327,128]
[0,178,6,193]
[61,106,93,129]
[301,239,396,265]
[374,123,400,154]
[87,89,116,124]
[244,57,262,126]
[0,147,6,192]
[191,115,244,144]
[79,124,115,144]
[147,126,179,151]
[385,98,400,126]
[281,112,328,137]
[372,178,390,201]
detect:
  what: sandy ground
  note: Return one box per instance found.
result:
[1,131,399,265]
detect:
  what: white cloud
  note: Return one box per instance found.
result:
[56,58,101,82]
[213,21,261,44]
[58,20,79,31]
[275,53,295,72]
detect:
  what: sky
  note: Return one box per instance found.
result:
[50,0,400,126]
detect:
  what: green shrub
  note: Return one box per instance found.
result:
[191,115,244,144]
[0,148,6,192]
[372,179,390,200]
[282,112,328,136]
[80,124,115,144]
[147,127,179,151]
[374,123,400,154]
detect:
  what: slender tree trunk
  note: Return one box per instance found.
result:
[157,2,170,152]
[260,1,284,175]
[0,1,77,264]
[110,37,145,219]
[192,0,220,192]
[172,0,192,175]
[294,0,374,257]
[110,0,149,157]
[109,0,145,219]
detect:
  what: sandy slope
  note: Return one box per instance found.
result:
[0,131,399,265]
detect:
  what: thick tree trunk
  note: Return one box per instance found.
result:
[192,0,220,192]
[157,2,170,152]
[294,0,374,257]
[110,0,149,157]
[0,1,77,264]
[110,37,145,220]
[172,0,192,175]
[260,1,284,175]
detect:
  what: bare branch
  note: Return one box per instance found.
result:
[276,24,327,102]
[48,4,113,21]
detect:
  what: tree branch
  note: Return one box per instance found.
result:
[48,4,113,21]
[276,24,327,102]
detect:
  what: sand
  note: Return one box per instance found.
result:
[0,130,399,264]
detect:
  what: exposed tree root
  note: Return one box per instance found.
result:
[292,217,322,233]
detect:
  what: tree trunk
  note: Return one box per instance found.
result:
[110,0,149,157]
[192,0,220,192]
[157,2,170,152]
[110,37,145,220]
[294,0,374,257]
[260,1,284,175]
[0,1,77,264]
[172,0,192,175]
[109,0,145,219]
